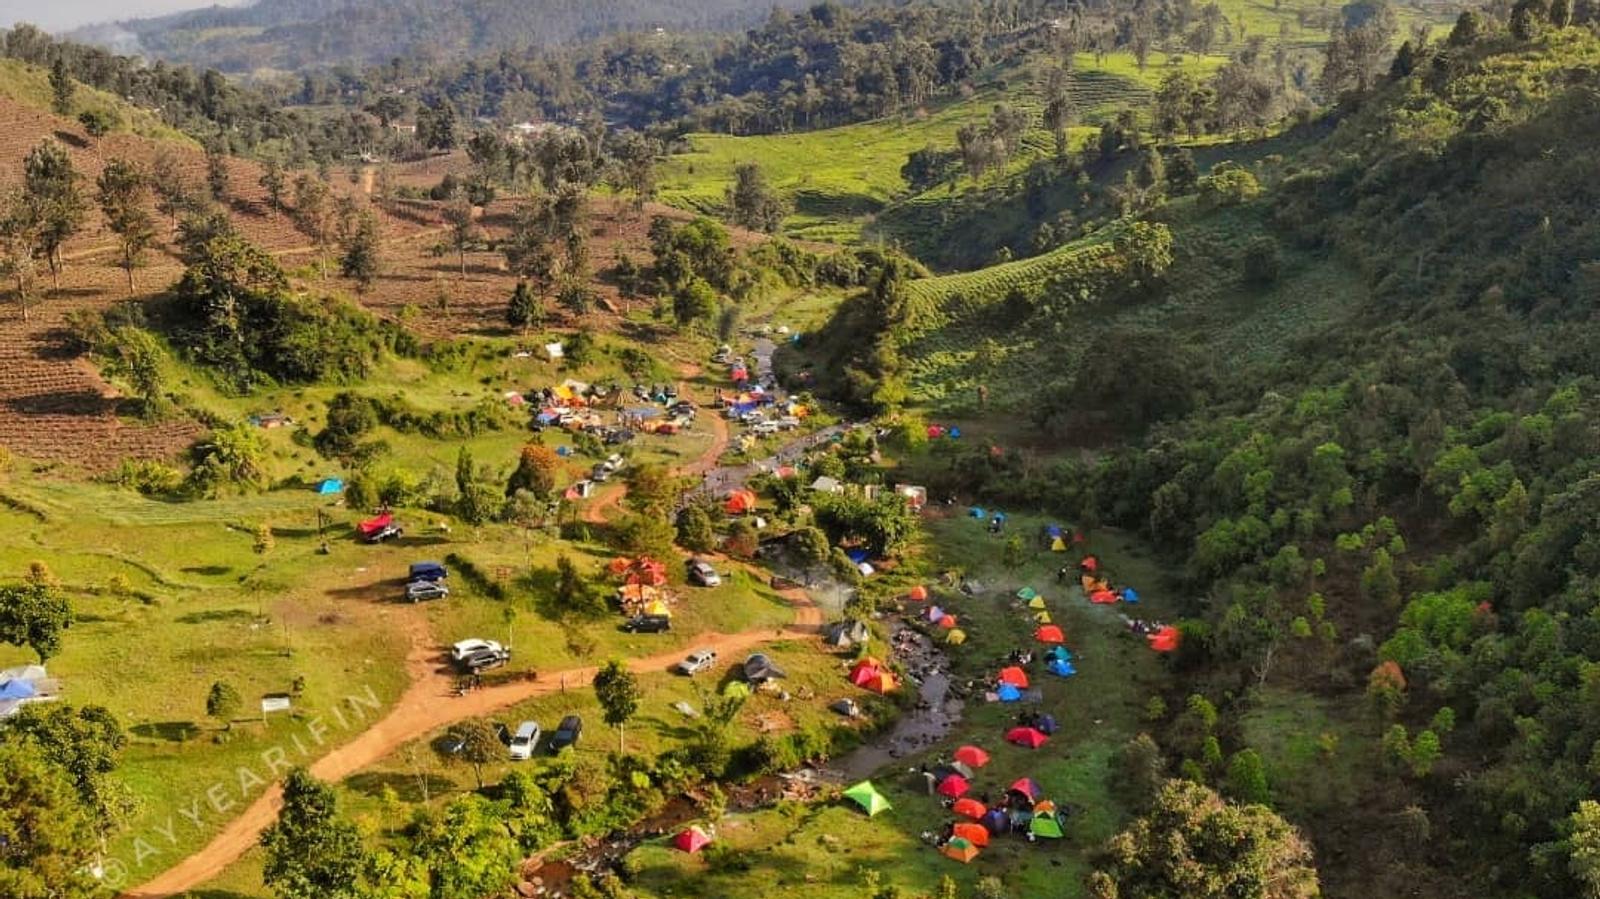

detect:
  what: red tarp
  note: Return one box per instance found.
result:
[936,774,970,798]
[952,797,987,819]
[997,667,1030,688]
[953,745,990,768]
[1148,626,1181,653]
[1035,625,1065,643]
[357,512,394,535]
[674,826,712,853]
[1006,727,1049,749]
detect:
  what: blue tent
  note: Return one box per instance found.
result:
[981,809,1012,834]
[1045,646,1073,662]
[1123,588,1140,604]
[996,683,1023,702]
[315,478,344,494]
[0,679,37,700]
[1045,524,1063,538]
[969,507,986,519]
[948,426,962,439]
[845,548,871,564]
[992,511,1008,523]
[1048,659,1077,677]
[1037,714,1059,735]
[556,445,573,456]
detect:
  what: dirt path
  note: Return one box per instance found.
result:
[121,362,796,899]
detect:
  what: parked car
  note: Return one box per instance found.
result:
[409,561,448,582]
[405,580,450,603]
[776,416,802,431]
[459,648,511,672]
[750,421,780,436]
[603,453,625,472]
[450,639,503,662]
[621,614,672,634]
[675,649,718,675]
[603,429,635,445]
[549,715,583,751]
[687,560,722,587]
[508,721,542,760]
[668,400,697,417]
[591,464,612,482]
[363,523,403,544]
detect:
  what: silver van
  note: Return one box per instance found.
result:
[508,721,541,760]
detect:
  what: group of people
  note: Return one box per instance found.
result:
[1124,617,1169,636]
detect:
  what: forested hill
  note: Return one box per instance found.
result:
[86,0,821,72]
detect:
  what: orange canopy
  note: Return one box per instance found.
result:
[951,823,990,847]
[997,666,1030,688]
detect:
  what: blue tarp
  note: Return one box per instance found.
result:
[625,406,662,419]
[996,683,1023,702]
[315,478,344,494]
[537,412,561,424]
[845,548,871,564]
[0,679,37,700]
[555,446,573,456]
[1123,588,1140,603]
[1048,659,1077,677]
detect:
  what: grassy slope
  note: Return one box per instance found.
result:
[0,59,194,145]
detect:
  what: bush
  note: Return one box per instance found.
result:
[1241,236,1281,285]
[106,459,184,495]
[1197,163,1261,207]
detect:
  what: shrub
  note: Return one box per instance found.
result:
[1197,163,1261,207]
[1241,236,1281,285]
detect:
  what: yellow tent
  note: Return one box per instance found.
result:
[1051,537,1067,551]
[945,628,968,645]
[1028,596,1047,610]
[645,599,672,617]
[1033,611,1052,624]
[553,383,577,401]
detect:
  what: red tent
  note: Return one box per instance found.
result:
[936,774,970,798]
[907,585,929,601]
[1090,589,1119,604]
[674,826,712,853]
[997,666,1030,688]
[1035,625,1065,643]
[1006,727,1049,749]
[849,658,885,687]
[863,670,899,694]
[1148,626,1181,653]
[1080,555,1099,572]
[724,490,758,514]
[951,822,991,847]
[937,614,958,629]
[1072,530,1086,544]
[953,745,990,768]
[1008,777,1044,801]
[952,797,987,819]
[357,512,393,536]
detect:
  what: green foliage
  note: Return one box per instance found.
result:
[1196,163,1261,208]
[437,718,502,789]
[0,704,129,837]
[205,680,241,729]
[726,161,788,233]
[260,768,366,899]
[187,424,268,496]
[0,741,101,899]
[674,505,716,554]
[0,580,73,663]
[593,660,642,752]
[1224,748,1271,805]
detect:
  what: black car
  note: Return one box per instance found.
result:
[550,714,583,751]
[621,614,672,634]
[459,648,511,672]
[603,429,635,445]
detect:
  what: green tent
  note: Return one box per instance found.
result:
[1016,587,1038,600]
[1029,814,1065,839]
[843,781,892,817]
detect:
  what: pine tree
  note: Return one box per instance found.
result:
[337,208,381,290]
[506,280,541,333]
[48,57,74,115]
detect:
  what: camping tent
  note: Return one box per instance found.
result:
[830,698,861,717]
[944,628,967,645]
[924,605,944,623]
[674,826,712,853]
[1029,814,1065,839]
[1047,659,1077,677]
[937,614,958,629]
[969,507,986,519]
[850,658,885,686]
[724,491,758,515]
[0,679,37,700]
[936,775,970,798]
[981,809,1012,835]
[941,837,980,863]
[1008,778,1044,803]
[1148,626,1181,653]
[1080,555,1099,572]
[1090,589,1119,604]
[952,823,990,848]
[721,681,752,698]
[844,781,892,817]
[1036,714,1059,735]
[954,745,990,768]
[1123,588,1140,603]
[823,620,871,648]
[1006,727,1049,749]
[952,797,987,820]
[862,671,898,694]
[745,654,786,682]
[996,684,1023,703]
[644,599,672,617]
[1044,646,1073,662]
[1051,536,1067,551]
[997,667,1029,688]
[1033,611,1053,624]
[1028,596,1047,610]
[315,478,344,495]
[907,585,929,601]
[1035,625,1066,643]
[1016,586,1038,601]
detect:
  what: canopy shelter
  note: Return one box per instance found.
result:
[844,781,892,817]
[1006,727,1049,749]
[953,797,987,819]
[941,837,980,864]
[0,679,37,700]
[951,823,990,848]
[997,667,1030,688]
[936,774,970,798]
[674,826,712,853]
[953,745,990,768]
[1035,625,1066,643]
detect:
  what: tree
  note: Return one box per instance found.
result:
[900,145,959,193]
[506,442,561,499]
[105,327,168,417]
[23,139,88,290]
[794,525,831,585]
[0,188,41,321]
[1,703,131,838]
[1097,779,1320,899]
[417,100,457,151]
[0,741,101,898]
[77,110,115,146]
[205,680,241,730]
[593,660,641,753]
[552,554,606,619]
[442,191,477,280]
[506,281,542,333]
[676,505,716,554]
[1115,221,1175,286]
[337,207,381,290]
[96,158,157,295]
[205,143,231,202]
[0,580,72,662]
[292,174,334,279]
[726,162,788,233]
[259,160,287,217]
[1003,534,1026,570]
[1042,66,1076,156]
[1569,800,1600,899]
[49,56,74,115]
[260,768,366,899]
[623,463,679,517]
[436,719,501,790]
[1447,9,1482,45]
[454,446,497,526]
[189,424,271,495]
[1241,236,1281,285]
[1225,749,1270,804]
[673,277,718,330]
[148,149,190,230]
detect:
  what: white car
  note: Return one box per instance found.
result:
[675,649,718,676]
[450,638,503,662]
[751,421,780,436]
[508,721,541,760]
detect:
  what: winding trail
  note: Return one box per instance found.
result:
[121,359,812,899]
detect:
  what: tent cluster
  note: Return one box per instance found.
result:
[1040,523,1086,553]
[925,424,963,439]
[928,752,1072,863]
[608,556,674,618]
[906,584,966,643]
[848,657,899,695]
[1075,555,1142,606]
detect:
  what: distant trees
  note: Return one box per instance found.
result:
[49,56,74,114]
[442,190,478,280]
[956,103,1031,181]
[901,145,960,193]
[259,160,287,217]
[205,143,231,202]
[292,173,335,278]
[96,159,158,294]
[506,281,542,334]
[1042,66,1076,157]
[149,150,191,230]
[417,100,457,151]
[1320,3,1399,97]
[726,162,788,233]
[0,189,41,320]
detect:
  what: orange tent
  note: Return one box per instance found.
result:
[907,585,929,601]
[951,823,991,848]
[1090,589,1119,604]
[607,557,633,576]
[863,670,898,694]
[1148,626,1181,653]
[850,659,884,687]
[952,797,987,819]
[724,490,758,514]
[1035,625,1065,643]
[937,614,958,629]
[941,837,980,863]
[997,667,1030,688]
[953,745,990,768]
